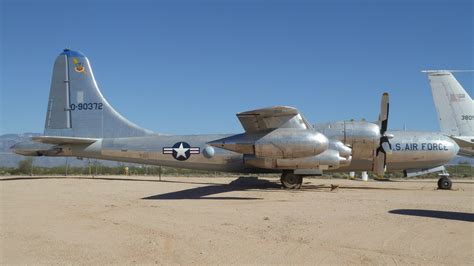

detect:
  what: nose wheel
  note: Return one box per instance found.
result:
[281,171,303,189]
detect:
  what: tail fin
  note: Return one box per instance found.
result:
[424,70,474,136]
[44,49,152,138]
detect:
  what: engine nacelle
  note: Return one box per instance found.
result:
[208,128,329,159]
[314,121,380,159]
[328,140,352,167]
[244,148,351,170]
[254,129,329,158]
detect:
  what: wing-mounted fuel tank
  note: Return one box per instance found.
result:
[314,121,380,159]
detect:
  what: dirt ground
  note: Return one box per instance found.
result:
[0,175,473,264]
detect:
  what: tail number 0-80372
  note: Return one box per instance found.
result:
[69,103,103,111]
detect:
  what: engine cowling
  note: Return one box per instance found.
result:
[208,128,329,159]
[244,148,350,170]
[254,129,329,158]
[244,139,352,170]
[314,121,380,159]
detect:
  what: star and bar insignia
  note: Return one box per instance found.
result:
[163,142,200,161]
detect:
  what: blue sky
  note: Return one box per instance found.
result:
[1,0,472,135]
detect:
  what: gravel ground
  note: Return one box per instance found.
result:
[1,175,473,264]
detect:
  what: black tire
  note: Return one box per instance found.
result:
[281,172,303,189]
[438,177,452,190]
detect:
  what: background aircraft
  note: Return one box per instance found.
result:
[11,49,459,189]
[424,70,473,157]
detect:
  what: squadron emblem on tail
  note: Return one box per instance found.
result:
[72,57,85,73]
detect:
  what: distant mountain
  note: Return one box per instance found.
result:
[1,133,472,168]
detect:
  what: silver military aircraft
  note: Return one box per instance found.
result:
[11,49,460,189]
[424,70,473,157]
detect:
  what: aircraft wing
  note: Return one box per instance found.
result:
[32,136,99,145]
[237,106,312,133]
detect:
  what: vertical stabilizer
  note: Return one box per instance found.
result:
[44,49,152,138]
[424,70,474,136]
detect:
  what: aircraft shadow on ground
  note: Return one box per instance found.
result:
[389,209,474,222]
[1,176,420,200]
[142,177,415,200]
[142,176,282,200]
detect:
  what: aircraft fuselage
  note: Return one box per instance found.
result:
[12,129,459,174]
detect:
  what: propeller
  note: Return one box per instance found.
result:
[373,92,393,177]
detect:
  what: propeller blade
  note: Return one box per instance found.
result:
[381,141,392,155]
[373,92,391,177]
[373,151,386,177]
[378,92,389,134]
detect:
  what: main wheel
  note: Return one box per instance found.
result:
[281,172,303,189]
[437,177,452,190]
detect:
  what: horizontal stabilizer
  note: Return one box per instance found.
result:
[237,106,311,133]
[32,136,99,145]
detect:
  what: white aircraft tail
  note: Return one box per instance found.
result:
[424,70,473,136]
[44,49,152,138]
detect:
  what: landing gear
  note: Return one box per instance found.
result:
[437,177,452,190]
[281,171,303,189]
[437,171,452,190]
